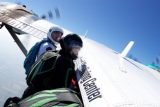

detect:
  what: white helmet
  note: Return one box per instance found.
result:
[47,26,63,44]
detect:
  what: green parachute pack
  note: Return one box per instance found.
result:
[5,88,83,107]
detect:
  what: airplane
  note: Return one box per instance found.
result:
[0,2,160,107]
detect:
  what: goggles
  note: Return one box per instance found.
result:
[68,40,82,48]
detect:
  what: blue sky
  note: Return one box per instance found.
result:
[2,0,160,65]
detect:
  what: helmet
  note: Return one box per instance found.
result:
[61,34,83,51]
[47,26,63,43]
[60,34,83,59]
[49,26,63,35]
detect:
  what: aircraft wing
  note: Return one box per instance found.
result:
[0,2,47,39]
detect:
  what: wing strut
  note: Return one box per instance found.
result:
[4,24,27,56]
